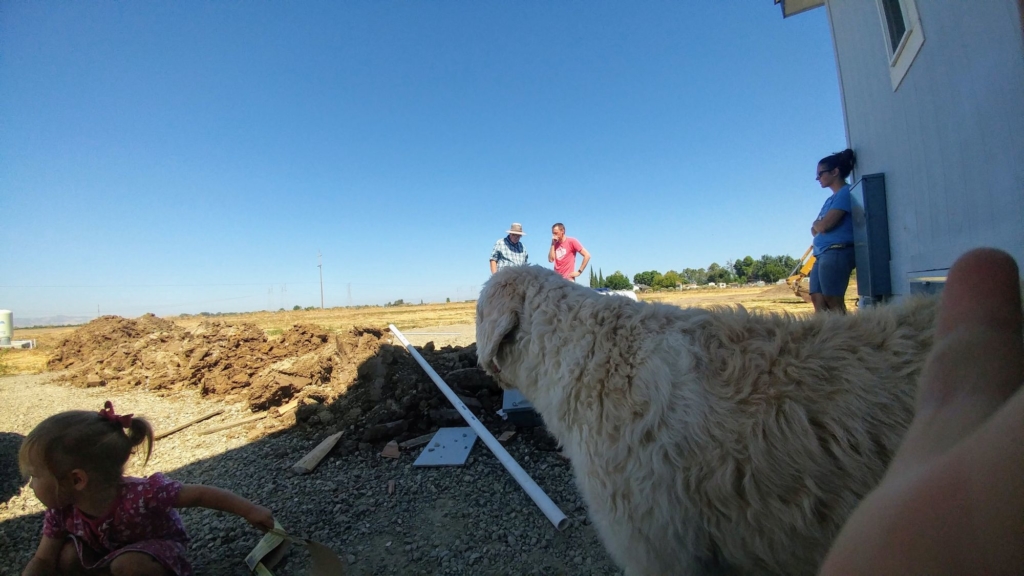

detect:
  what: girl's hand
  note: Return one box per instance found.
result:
[244,504,276,532]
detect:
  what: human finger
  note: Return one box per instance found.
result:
[935,248,1022,340]
[895,249,1022,466]
[921,248,1022,411]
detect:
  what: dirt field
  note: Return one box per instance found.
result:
[4,283,854,377]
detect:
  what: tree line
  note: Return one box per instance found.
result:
[587,254,800,291]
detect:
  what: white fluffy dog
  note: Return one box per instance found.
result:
[476,265,936,576]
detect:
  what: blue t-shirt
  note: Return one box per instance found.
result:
[812,184,854,256]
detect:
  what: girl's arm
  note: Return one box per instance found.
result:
[22,535,63,576]
[176,484,275,531]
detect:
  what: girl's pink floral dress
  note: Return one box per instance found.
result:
[43,473,192,576]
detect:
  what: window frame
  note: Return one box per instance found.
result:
[875,0,925,90]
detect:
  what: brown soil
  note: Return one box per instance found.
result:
[756,283,803,299]
[46,315,504,447]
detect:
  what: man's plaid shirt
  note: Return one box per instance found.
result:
[490,236,529,270]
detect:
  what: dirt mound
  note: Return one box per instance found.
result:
[46,316,503,445]
[47,314,184,371]
[756,283,802,299]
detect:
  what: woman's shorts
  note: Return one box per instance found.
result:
[809,246,856,297]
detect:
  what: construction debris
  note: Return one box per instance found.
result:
[412,428,478,467]
[497,431,516,443]
[291,432,344,475]
[155,409,225,440]
[380,441,400,459]
[398,433,434,450]
[198,413,267,435]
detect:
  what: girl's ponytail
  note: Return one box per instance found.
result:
[126,417,154,467]
[19,401,156,486]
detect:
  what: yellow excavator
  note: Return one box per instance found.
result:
[785,246,816,303]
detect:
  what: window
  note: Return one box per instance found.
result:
[880,0,907,54]
[875,0,925,90]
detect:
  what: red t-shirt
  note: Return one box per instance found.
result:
[552,237,584,279]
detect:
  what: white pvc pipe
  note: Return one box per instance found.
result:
[389,324,569,531]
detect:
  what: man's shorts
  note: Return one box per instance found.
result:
[809,246,856,297]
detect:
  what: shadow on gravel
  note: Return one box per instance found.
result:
[0,432,26,504]
[0,338,616,576]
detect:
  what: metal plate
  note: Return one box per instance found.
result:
[413,427,478,467]
[502,390,534,412]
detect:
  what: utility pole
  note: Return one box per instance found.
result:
[318,250,324,309]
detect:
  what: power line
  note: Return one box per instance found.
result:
[318,250,324,309]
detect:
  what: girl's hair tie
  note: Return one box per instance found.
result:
[99,400,134,428]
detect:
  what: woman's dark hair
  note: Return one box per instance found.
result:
[818,148,856,179]
[19,406,154,487]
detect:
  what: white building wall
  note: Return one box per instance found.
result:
[825,0,1024,295]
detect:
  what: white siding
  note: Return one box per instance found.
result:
[826,0,1024,294]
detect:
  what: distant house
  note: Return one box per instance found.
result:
[774,0,1024,299]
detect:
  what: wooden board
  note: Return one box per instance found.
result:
[291,431,344,475]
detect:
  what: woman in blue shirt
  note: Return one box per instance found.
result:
[810,148,856,314]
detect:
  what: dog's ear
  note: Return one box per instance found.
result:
[476,274,524,372]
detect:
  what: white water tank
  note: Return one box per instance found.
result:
[0,310,11,345]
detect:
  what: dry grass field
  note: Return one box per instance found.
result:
[3,283,856,376]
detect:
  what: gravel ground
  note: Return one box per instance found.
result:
[0,373,619,575]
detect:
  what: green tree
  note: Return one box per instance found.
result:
[654,270,681,289]
[754,255,790,283]
[707,262,735,284]
[589,268,597,288]
[446,297,451,303]
[604,271,633,290]
[734,256,756,282]
[633,270,659,287]
[292,305,302,311]
[681,267,709,285]
[598,269,604,287]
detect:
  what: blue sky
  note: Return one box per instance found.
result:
[1,2,845,319]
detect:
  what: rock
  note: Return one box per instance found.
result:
[445,368,498,394]
[362,419,408,442]
[428,409,462,426]
[380,441,400,459]
[85,374,106,387]
[456,395,482,410]
[296,402,322,422]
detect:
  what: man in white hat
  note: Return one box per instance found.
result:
[490,223,529,274]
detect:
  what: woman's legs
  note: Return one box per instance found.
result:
[816,247,856,314]
[808,259,828,313]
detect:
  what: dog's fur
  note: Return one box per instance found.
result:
[477,265,936,575]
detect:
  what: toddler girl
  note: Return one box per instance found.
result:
[20,401,275,576]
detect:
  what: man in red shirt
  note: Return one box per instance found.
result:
[548,222,591,281]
